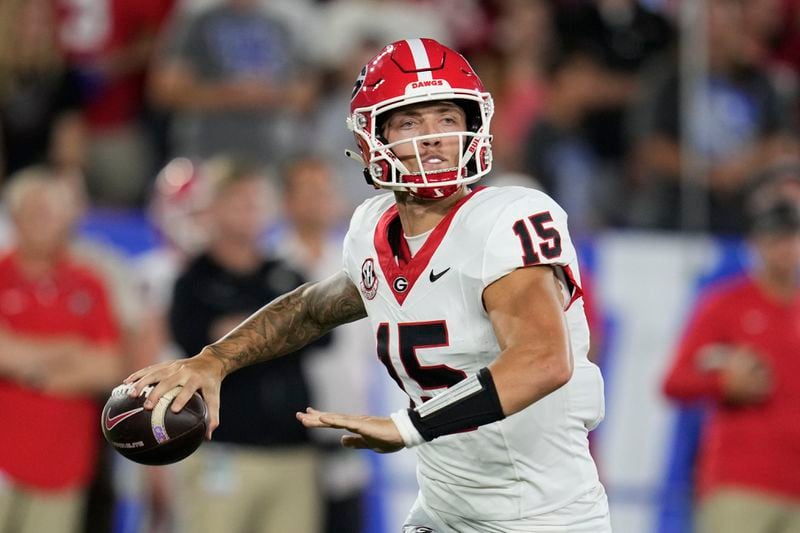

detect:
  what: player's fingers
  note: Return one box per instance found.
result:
[295,412,321,428]
[124,368,149,384]
[170,382,198,413]
[124,361,171,384]
[127,363,183,400]
[205,391,220,440]
[318,413,360,432]
[296,408,334,428]
[143,372,187,410]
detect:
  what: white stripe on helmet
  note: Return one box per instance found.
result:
[406,39,433,81]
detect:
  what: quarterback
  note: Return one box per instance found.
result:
[126,38,611,532]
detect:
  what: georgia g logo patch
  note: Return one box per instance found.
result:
[360,258,378,300]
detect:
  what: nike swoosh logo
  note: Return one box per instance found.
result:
[429,267,451,283]
[105,407,144,431]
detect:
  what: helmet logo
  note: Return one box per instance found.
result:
[351,66,366,101]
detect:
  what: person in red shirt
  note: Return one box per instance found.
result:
[663,201,800,533]
[0,166,123,533]
[55,0,176,206]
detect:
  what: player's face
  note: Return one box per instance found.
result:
[754,231,800,279]
[382,102,467,174]
[13,182,78,258]
[284,163,342,230]
[211,177,271,243]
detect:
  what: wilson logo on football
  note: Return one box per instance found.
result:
[360,258,378,300]
[105,407,144,431]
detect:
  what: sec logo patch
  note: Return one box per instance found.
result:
[360,258,378,300]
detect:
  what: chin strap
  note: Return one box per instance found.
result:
[363,168,374,186]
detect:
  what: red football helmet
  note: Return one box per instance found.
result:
[148,157,212,254]
[348,38,494,199]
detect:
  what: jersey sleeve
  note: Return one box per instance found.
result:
[341,196,371,284]
[341,228,356,283]
[481,191,580,294]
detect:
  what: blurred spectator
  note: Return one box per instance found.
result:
[0,169,143,533]
[0,0,86,181]
[742,0,784,64]
[311,36,383,209]
[487,0,553,172]
[0,166,122,533]
[773,0,800,80]
[412,0,490,53]
[55,0,175,207]
[630,0,796,233]
[742,0,800,129]
[270,156,373,533]
[520,50,606,234]
[558,0,675,162]
[745,160,800,214]
[149,0,316,172]
[313,0,450,69]
[168,157,321,533]
[137,157,214,369]
[662,201,800,533]
[0,170,146,371]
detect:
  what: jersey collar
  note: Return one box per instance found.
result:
[374,187,484,305]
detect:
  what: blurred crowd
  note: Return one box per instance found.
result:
[1,0,800,532]
[2,0,800,232]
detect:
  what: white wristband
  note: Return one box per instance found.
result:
[390,408,426,448]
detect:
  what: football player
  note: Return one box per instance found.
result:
[126,38,610,532]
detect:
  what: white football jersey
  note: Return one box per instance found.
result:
[342,186,605,520]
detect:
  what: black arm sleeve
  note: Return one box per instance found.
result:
[408,367,505,442]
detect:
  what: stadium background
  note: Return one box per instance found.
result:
[2,0,798,532]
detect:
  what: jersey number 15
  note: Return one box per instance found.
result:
[512,211,562,265]
[376,321,466,404]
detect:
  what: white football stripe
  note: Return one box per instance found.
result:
[151,387,181,443]
[406,38,433,81]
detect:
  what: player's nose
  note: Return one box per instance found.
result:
[419,127,442,146]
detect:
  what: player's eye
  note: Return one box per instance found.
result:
[440,115,459,126]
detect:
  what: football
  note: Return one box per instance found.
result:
[101,383,207,465]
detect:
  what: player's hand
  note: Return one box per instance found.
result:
[720,346,773,405]
[123,349,225,439]
[296,407,405,454]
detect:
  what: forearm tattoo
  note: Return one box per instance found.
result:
[205,272,367,374]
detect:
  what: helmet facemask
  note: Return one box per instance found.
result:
[349,92,494,200]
